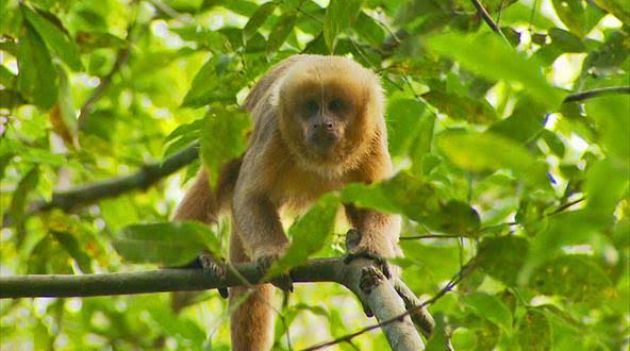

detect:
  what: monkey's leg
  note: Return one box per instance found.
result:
[229,232,275,351]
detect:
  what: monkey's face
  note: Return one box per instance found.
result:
[294,84,356,154]
[277,57,383,169]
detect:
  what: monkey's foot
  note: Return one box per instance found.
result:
[256,255,294,292]
[197,251,229,298]
[343,251,392,279]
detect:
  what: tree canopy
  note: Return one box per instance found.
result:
[1,0,628,350]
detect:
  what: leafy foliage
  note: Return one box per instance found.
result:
[1,0,628,350]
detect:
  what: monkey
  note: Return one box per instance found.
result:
[174,54,401,351]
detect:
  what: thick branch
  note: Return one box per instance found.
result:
[0,258,334,299]
[0,257,425,351]
[304,262,473,351]
[342,266,425,350]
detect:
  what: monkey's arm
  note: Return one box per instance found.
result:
[231,158,293,290]
[232,191,289,259]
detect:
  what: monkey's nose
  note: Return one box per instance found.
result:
[313,122,334,131]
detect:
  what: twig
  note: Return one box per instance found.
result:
[35,145,198,212]
[563,86,630,103]
[547,197,585,216]
[77,44,130,131]
[2,145,199,226]
[470,0,510,44]
[400,234,464,240]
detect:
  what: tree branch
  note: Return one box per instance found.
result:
[303,262,473,351]
[0,257,427,351]
[470,0,509,44]
[77,46,130,130]
[1,145,199,227]
[563,86,630,103]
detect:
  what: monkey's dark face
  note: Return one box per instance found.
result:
[277,57,383,170]
[295,86,357,154]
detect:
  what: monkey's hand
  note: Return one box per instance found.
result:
[256,254,294,292]
[197,251,229,298]
[343,229,396,279]
[175,251,228,298]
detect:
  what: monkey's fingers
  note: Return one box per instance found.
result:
[256,255,294,292]
[198,251,229,298]
[271,273,294,292]
[343,251,391,279]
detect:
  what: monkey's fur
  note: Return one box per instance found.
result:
[174,55,401,350]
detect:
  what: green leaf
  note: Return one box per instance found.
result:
[463,292,513,333]
[75,31,126,51]
[0,65,17,88]
[437,132,550,188]
[268,194,338,276]
[323,0,364,52]
[51,231,92,273]
[423,90,498,124]
[21,4,83,71]
[342,173,480,234]
[267,13,296,53]
[521,210,605,284]
[583,159,629,215]
[477,236,529,286]
[199,108,249,184]
[489,97,545,144]
[17,23,58,109]
[426,32,565,110]
[539,129,565,157]
[354,12,385,46]
[425,200,481,235]
[114,222,221,266]
[163,119,203,158]
[451,328,478,350]
[425,314,450,351]
[9,167,39,225]
[501,2,556,29]
[530,255,613,302]
[243,2,277,40]
[518,309,551,351]
[0,89,26,109]
[181,56,243,107]
[55,67,78,142]
[593,0,630,24]
[585,95,630,161]
[548,28,587,52]
[386,97,435,160]
[552,0,586,36]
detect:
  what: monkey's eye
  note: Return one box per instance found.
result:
[304,100,319,115]
[328,99,345,112]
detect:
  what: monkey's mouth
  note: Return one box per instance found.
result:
[307,130,339,152]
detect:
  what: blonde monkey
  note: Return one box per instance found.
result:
[175,55,401,350]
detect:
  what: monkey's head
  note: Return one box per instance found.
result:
[275,56,385,173]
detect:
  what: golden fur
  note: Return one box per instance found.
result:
[174,55,401,350]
